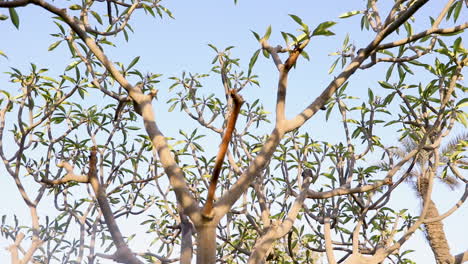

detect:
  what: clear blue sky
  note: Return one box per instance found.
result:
[0,1,466,263]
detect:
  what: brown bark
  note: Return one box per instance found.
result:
[419,178,453,264]
[424,199,453,264]
[203,90,243,218]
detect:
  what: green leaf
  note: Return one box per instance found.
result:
[69,4,82,10]
[252,146,262,153]
[263,25,272,41]
[159,5,174,19]
[339,10,362,18]
[207,44,218,52]
[143,4,156,17]
[248,49,260,77]
[48,41,62,51]
[386,63,395,81]
[65,60,81,71]
[0,50,7,59]
[127,56,140,71]
[453,37,462,53]
[280,31,289,44]
[289,14,303,26]
[368,88,374,103]
[8,8,19,29]
[343,33,350,47]
[289,14,309,33]
[123,29,129,42]
[251,30,260,41]
[378,81,393,89]
[361,16,370,30]
[456,112,467,127]
[91,11,102,25]
[168,102,178,112]
[453,1,462,22]
[62,75,75,83]
[53,21,65,35]
[325,102,335,121]
[0,14,8,21]
[78,87,87,99]
[404,22,413,37]
[456,98,468,108]
[328,58,339,74]
[294,33,308,44]
[312,21,336,36]
[41,76,58,83]
[383,92,396,106]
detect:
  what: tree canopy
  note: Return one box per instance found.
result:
[0,1,467,264]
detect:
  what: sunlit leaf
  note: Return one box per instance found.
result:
[312,21,336,36]
[0,50,7,59]
[339,10,362,18]
[263,25,272,40]
[69,4,81,10]
[48,41,62,51]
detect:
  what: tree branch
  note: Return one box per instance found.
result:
[377,23,468,50]
[424,183,468,223]
[307,177,392,199]
[202,90,244,218]
[285,0,430,132]
[86,147,142,264]
[324,214,337,264]
[0,0,29,7]
[29,0,199,220]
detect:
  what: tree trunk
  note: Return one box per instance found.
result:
[424,199,453,264]
[180,214,193,264]
[195,224,217,264]
[419,178,453,264]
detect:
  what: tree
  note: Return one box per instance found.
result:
[393,133,467,264]
[0,0,467,264]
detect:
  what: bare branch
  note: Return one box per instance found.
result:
[378,23,468,50]
[307,177,392,199]
[41,161,89,185]
[203,90,244,218]
[0,0,29,7]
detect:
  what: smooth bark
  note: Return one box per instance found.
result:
[195,224,217,264]
[180,213,194,264]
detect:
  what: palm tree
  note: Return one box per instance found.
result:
[394,133,467,264]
